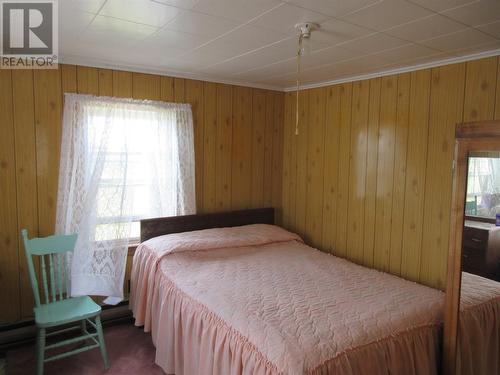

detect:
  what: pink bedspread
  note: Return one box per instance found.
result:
[130,224,446,375]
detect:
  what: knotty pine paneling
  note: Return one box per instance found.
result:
[335,83,353,259]
[215,84,233,211]
[420,63,466,288]
[271,92,284,224]
[185,79,205,212]
[266,93,279,209]
[251,90,267,208]
[389,73,410,276]
[202,82,218,212]
[305,88,326,249]
[363,78,381,268]
[400,69,431,282]
[295,90,310,237]
[0,70,20,322]
[0,64,283,323]
[232,86,253,210]
[112,71,133,98]
[282,56,500,290]
[3,56,498,321]
[282,92,298,231]
[12,70,38,318]
[346,81,369,263]
[373,75,398,273]
[321,86,342,254]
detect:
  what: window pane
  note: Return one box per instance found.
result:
[87,105,176,241]
[94,221,140,242]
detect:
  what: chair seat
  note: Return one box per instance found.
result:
[34,296,101,327]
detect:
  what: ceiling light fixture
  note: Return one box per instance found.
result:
[294,22,319,136]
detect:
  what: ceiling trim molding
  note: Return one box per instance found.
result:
[61,48,500,93]
[283,48,500,92]
[59,54,284,92]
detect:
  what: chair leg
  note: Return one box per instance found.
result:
[80,320,87,346]
[95,316,109,370]
[36,327,45,375]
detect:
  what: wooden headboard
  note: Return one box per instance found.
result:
[140,208,275,242]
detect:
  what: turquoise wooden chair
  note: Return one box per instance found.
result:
[21,229,109,375]
[465,197,478,215]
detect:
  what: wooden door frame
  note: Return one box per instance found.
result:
[443,120,500,375]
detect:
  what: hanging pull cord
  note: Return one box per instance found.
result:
[295,33,303,136]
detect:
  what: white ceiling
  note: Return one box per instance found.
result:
[59,0,500,90]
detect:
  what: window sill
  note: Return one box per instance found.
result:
[465,215,496,224]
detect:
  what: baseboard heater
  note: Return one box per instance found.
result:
[0,302,133,350]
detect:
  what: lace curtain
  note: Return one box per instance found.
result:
[56,94,196,304]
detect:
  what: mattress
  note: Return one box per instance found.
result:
[130,224,448,375]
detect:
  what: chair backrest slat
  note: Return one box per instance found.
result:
[49,254,56,302]
[22,230,41,306]
[64,256,70,299]
[26,234,77,255]
[21,229,77,307]
[40,256,49,304]
[58,255,64,300]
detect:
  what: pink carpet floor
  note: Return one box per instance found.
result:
[6,323,165,375]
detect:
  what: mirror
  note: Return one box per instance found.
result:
[443,122,500,375]
[463,151,500,281]
[465,151,500,223]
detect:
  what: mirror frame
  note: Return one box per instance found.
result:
[443,120,500,375]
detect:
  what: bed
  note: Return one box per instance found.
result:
[129,208,500,375]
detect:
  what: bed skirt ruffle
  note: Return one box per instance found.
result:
[458,297,500,375]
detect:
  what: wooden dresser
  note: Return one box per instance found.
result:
[462,220,500,281]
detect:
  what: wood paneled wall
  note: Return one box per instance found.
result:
[282,56,500,290]
[2,56,499,322]
[0,65,283,323]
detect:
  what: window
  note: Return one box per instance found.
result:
[57,94,195,300]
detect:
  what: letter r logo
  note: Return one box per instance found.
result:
[2,1,54,55]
